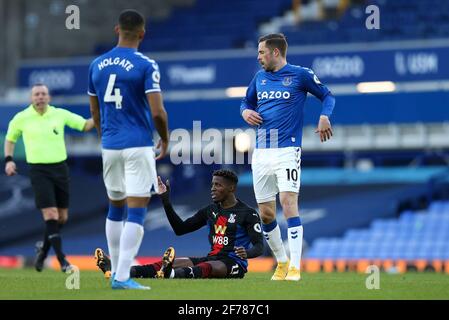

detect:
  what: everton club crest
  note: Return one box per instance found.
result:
[282,76,293,86]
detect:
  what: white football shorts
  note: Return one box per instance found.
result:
[102,147,158,200]
[251,147,301,203]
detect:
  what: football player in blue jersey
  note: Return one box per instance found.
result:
[240,33,335,281]
[88,9,169,290]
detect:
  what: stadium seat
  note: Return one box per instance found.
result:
[307,200,449,261]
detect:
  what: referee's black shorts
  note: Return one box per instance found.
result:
[28,161,70,209]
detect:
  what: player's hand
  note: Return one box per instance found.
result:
[155,139,169,161]
[5,161,17,176]
[157,176,170,193]
[157,176,170,198]
[242,109,263,126]
[234,246,247,259]
[83,118,95,132]
[315,115,333,142]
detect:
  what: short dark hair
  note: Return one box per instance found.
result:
[213,169,239,186]
[31,83,49,92]
[258,33,288,57]
[118,9,145,32]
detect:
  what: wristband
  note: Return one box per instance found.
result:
[5,156,13,164]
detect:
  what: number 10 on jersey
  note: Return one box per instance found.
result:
[104,74,123,109]
[286,168,298,181]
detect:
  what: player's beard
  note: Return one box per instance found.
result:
[261,61,274,72]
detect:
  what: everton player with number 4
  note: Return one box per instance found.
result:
[240,33,335,281]
[88,9,169,290]
[95,170,264,279]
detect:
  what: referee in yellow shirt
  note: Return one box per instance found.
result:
[3,83,94,272]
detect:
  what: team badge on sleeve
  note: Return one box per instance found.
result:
[152,71,161,84]
[306,68,322,84]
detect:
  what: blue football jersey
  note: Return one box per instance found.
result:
[88,47,161,149]
[240,63,333,148]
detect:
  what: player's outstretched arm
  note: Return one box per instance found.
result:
[4,140,17,176]
[158,176,207,236]
[157,176,171,201]
[83,118,95,132]
[315,115,333,142]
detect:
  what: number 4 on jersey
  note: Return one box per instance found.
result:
[104,74,123,109]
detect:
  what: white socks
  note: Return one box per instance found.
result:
[262,222,289,264]
[263,217,304,270]
[114,222,144,282]
[288,225,303,270]
[105,219,123,275]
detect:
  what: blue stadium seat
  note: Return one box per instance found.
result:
[308,200,449,261]
[442,248,449,259]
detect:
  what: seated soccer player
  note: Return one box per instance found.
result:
[95,169,264,279]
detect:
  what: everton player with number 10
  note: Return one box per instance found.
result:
[240,33,336,281]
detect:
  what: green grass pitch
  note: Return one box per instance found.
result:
[0,269,448,300]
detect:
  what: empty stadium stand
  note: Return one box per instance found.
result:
[308,200,449,260]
